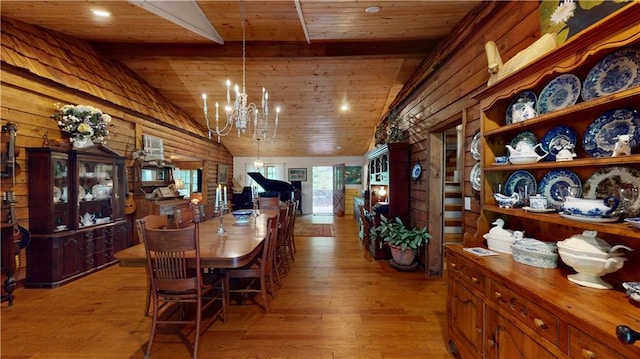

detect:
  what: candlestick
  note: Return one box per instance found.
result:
[223,185,227,205]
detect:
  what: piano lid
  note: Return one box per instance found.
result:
[247,172,295,191]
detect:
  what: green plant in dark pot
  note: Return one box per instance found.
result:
[370,215,431,266]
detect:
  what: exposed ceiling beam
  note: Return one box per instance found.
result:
[128,0,224,44]
[94,40,439,59]
[294,0,311,45]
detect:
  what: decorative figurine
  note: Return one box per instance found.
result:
[612,134,632,157]
[555,143,577,161]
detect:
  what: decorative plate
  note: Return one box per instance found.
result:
[536,74,581,115]
[411,162,422,181]
[510,131,538,149]
[559,212,620,223]
[78,185,85,200]
[540,125,577,161]
[505,91,537,124]
[538,169,582,208]
[470,162,481,191]
[624,217,640,230]
[53,186,61,202]
[470,131,481,161]
[582,48,640,101]
[583,166,640,199]
[583,108,640,157]
[504,170,537,197]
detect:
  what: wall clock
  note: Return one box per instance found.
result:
[411,162,422,181]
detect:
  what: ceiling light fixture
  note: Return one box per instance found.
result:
[202,0,280,143]
[365,6,381,14]
[91,9,111,17]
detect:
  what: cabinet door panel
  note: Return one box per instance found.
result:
[568,326,628,359]
[450,278,484,357]
[61,236,83,279]
[486,308,557,359]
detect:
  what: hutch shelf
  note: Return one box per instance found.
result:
[447,4,640,359]
[26,145,129,288]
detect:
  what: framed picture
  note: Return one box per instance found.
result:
[288,168,307,181]
[217,164,229,184]
[345,166,362,185]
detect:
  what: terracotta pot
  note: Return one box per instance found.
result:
[389,244,416,265]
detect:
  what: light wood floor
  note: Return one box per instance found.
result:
[1,215,452,359]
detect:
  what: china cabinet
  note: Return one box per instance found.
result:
[26,145,129,287]
[366,142,409,259]
[448,5,640,358]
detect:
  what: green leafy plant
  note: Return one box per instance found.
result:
[387,115,406,143]
[370,214,431,251]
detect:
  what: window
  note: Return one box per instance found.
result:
[174,169,201,197]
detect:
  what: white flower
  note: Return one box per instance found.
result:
[551,0,576,26]
[52,103,110,143]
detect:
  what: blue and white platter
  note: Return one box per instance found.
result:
[504,170,537,197]
[510,131,538,148]
[536,74,581,115]
[470,162,481,192]
[538,169,582,208]
[582,166,640,200]
[583,108,640,157]
[470,131,481,161]
[505,91,537,124]
[540,125,577,161]
[582,48,640,101]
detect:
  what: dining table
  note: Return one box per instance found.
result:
[114,210,278,269]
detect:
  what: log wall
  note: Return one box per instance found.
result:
[0,18,233,281]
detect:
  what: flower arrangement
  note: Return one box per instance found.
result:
[52,103,111,144]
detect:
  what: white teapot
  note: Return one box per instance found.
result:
[512,101,537,123]
[506,141,548,164]
[81,212,95,226]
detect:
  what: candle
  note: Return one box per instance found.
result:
[215,185,221,208]
[223,185,227,205]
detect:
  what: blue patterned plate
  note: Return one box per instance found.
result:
[582,48,640,101]
[583,108,640,157]
[536,74,581,115]
[538,169,582,208]
[540,125,577,161]
[510,131,538,149]
[504,170,537,197]
[505,91,537,124]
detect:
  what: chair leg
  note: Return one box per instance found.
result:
[261,276,269,312]
[193,296,202,359]
[145,297,159,359]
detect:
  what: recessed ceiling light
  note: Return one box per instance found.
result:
[365,6,381,14]
[336,145,342,150]
[92,9,111,17]
[340,104,349,111]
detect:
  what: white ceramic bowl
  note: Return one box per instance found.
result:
[511,245,558,269]
[558,250,627,289]
[624,217,640,229]
[232,210,253,224]
[483,234,513,254]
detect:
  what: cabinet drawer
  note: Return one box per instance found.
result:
[568,326,626,359]
[489,279,558,345]
[447,253,485,294]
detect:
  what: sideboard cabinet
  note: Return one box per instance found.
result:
[448,4,640,358]
[27,145,129,287]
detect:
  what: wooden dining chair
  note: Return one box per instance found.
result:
[225,213,279,312]
[137,218,227,359]
[258,196,280,211]
[286,201,298,257]
[273,207,290,284]
[136,214,169,317]
[173,206,199,228]
[202,203,216,220]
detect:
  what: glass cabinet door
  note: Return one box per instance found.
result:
[52,154,70,231]
[77,159,114,227]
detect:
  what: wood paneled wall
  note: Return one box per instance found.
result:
[390,2,542,275]
[0,18,233,280]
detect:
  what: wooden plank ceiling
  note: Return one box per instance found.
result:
[1,0,481,158]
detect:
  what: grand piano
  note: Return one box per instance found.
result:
[232,172,298,211]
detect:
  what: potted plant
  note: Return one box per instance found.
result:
[370,214,431,266]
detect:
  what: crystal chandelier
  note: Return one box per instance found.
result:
[202,1,280,143]
[253,138,263,170]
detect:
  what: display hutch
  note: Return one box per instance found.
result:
[26,145,129,288]
[366,143,409,259]
[447,6,640,359]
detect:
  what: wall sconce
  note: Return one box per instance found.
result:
[378,187,387,197]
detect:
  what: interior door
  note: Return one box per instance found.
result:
[333,164,345,215]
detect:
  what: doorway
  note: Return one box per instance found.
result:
[312,166,333,215]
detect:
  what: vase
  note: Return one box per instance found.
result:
[73,135,93,149]
[389,244,417,266]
